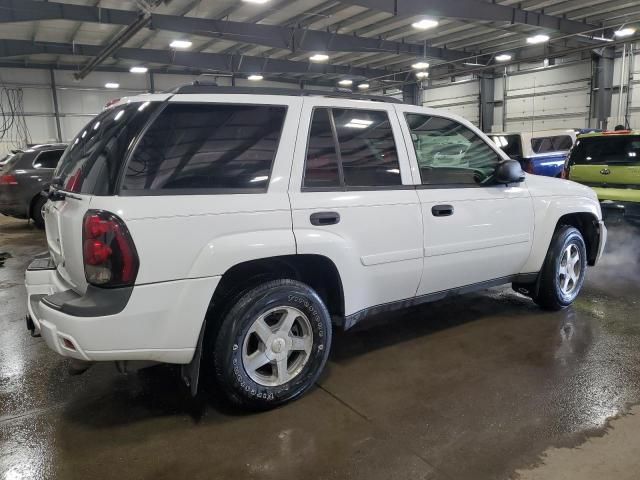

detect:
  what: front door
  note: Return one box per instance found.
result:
[288,98,424,317]
[396,107,534,295]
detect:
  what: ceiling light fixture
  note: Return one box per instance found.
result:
[309,53,329,62]
[615,27,636,37]
[416,71,429,80]
[338,79,353,86]
[357,83,370,90]
[247,74,263,81]
[129,66,148,74]
[527,34,550,44]
[170,39,192,49]
[105,82,120,89]
[411,61,430,69]
[411,19,439,30]
[495,54,512,62]
[242,0,270,3]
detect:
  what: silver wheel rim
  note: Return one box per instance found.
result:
[558,244,581,295]
[242,306,314,387]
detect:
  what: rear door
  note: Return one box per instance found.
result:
[397,106,534,295]
[46,96,169,292]
[289,98,423,316]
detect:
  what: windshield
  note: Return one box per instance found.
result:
[492,134,522,158]
[54,101,159,194]
[569,135,640,166]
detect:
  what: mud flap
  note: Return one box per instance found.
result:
[181,319,206,397]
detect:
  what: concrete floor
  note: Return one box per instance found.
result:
[1,215,640,480]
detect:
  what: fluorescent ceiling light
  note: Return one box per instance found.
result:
[527,34,550,44]
[247,74,263,81]
[310,53,329,62]
[411,19,439,30]
[411,61,430,69]
[463,62,484,66]
[357,83,370,90]
[615,27,636,37]
[129,66,148,74]
[170,39,192,49]
[415,71,429,79]
[495,54,512,62]
[338,79,353,86]
[242,0,270,3]
[105,82,119,89]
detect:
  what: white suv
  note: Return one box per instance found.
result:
[25,84,607,409]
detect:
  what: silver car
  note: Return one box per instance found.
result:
[0,144,66,228]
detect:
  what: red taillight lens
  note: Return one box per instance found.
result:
[522,160,534,174]
[82,210,139,287]
[65,170,82,192]
[0,174,18,185]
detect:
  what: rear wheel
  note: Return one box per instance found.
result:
[213,279,332,410]
[533,226,587,310]
[30,195,47,229]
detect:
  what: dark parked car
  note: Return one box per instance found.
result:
[0,143,67,228]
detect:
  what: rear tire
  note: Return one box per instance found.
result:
[30,195,47,229]
[213,279,332,410]
[533,226,587,310]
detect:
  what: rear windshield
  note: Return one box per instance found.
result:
[569,135,640,166]
[531,135,573,154]
[0,152,22,172]
[54,102,160,194]
[491,134,522,158]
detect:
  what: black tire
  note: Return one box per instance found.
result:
[31,195,47,229]
[533,226,587,310]
[213,279,332,410]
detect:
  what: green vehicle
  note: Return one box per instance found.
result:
[564,131,640,224]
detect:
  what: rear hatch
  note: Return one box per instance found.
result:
[568,134,640,201]
[47,100,162,293]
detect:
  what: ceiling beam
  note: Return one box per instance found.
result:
[0,0,469,60]
[338,0,602,36]
[0,39,389,77]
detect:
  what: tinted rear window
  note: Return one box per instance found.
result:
[54,102,159,194]
[569,135,640,165]
[531,135,573,154]
[492,134,522,158]
[33,149,64,169]
[121,103,287,193]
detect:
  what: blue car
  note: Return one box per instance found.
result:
[491,130,576,177]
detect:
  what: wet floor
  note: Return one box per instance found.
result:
[1,215,640,480]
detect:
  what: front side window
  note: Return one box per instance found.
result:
[406,114,502,186]
[531,135,573,154]
[303,107,402,189]
[569,136,640,166]
[122,103,287,192]
[33,150,64,169]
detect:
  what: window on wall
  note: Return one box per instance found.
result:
[405,114,502,186]
[122,103,287,192]
[303,107,402,189]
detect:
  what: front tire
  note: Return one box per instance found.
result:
[213,279,332,410]
[30,195,47,229]
[534,226,587,310]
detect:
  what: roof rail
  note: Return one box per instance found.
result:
[169,83,403,104]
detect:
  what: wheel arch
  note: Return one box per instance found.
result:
[554,212,600,266]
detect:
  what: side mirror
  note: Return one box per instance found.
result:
[494,159,525,184]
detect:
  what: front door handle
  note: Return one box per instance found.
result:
[431,204,454,217]
[310,211,340,226]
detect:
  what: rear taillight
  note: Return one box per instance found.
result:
[0,174,18,185]
[522,159,534,174]
[561,165,569,179]
[82,210,139,287]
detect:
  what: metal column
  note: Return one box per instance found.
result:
[49,69,62,142]
[479,74,495,133]
[592,47,614,130]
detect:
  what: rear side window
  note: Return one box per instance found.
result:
[122,103,286,193]
[569,135,640,166]
[531,135,573,154]
[492,134,522,158]
[55,102,160,195]
[303,107,402,189]
[33,149,64,169]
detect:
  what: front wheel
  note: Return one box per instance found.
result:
[31,195,47,229]
[534,226,587,310]
[213,279,332,410]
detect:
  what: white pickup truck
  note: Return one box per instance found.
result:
[25,85,606,409]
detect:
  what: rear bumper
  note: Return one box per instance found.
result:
[25,258,220,364]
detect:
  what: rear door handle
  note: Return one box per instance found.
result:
[431,204,454,217]
[310,211,340,226]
